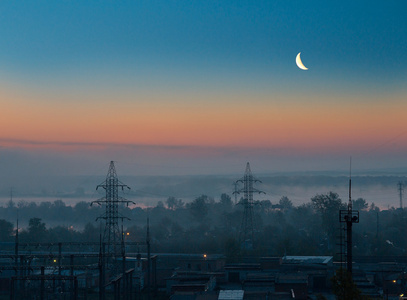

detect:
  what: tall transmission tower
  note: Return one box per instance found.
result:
[91,161,135,261]
[234,162,265,248]
[398,181,404,209]
[339,159,359,276]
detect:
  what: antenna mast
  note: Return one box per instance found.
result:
[340,157,359,276]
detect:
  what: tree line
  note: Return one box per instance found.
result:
[0,192,406,261]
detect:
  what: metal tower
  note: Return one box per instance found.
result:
[234,162,265,248]
[91,161,135,260]
[339,160,359,275]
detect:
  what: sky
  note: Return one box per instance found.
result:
[1,0,407,181]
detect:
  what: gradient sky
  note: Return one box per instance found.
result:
[1,0,407,178]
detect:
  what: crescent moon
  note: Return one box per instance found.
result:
[296,52,308,70]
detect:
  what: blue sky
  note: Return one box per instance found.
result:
[0,0,407,181]
[2,1,406,87]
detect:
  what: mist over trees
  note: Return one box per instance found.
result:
[1,191,406,260]
[1,174,405,207]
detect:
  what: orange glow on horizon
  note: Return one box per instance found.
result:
[1,90,407,153]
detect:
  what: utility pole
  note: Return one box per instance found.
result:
[147,217,151,300]
[14,214,18,276]
[91,161,135,273]
[234,162,265,249]
[398,181,404,209]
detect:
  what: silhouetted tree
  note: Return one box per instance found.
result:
[220,193,232,208]
[0,219,14,241]
[353,198,368,211]
[166,197,184,210]
[27,217,47,242]
[311,192,345,250]
[279,196,293,210]
[188,195,209,221]
[369,202,379,212]
[311,192,343,213]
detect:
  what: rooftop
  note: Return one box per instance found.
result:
[218,290,244,300]
[283,256,333,265]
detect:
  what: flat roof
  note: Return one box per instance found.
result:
[218,290,244,300]
[283,256,333,264]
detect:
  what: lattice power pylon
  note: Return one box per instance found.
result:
[234,162,265,248]
[91,161,135,261]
